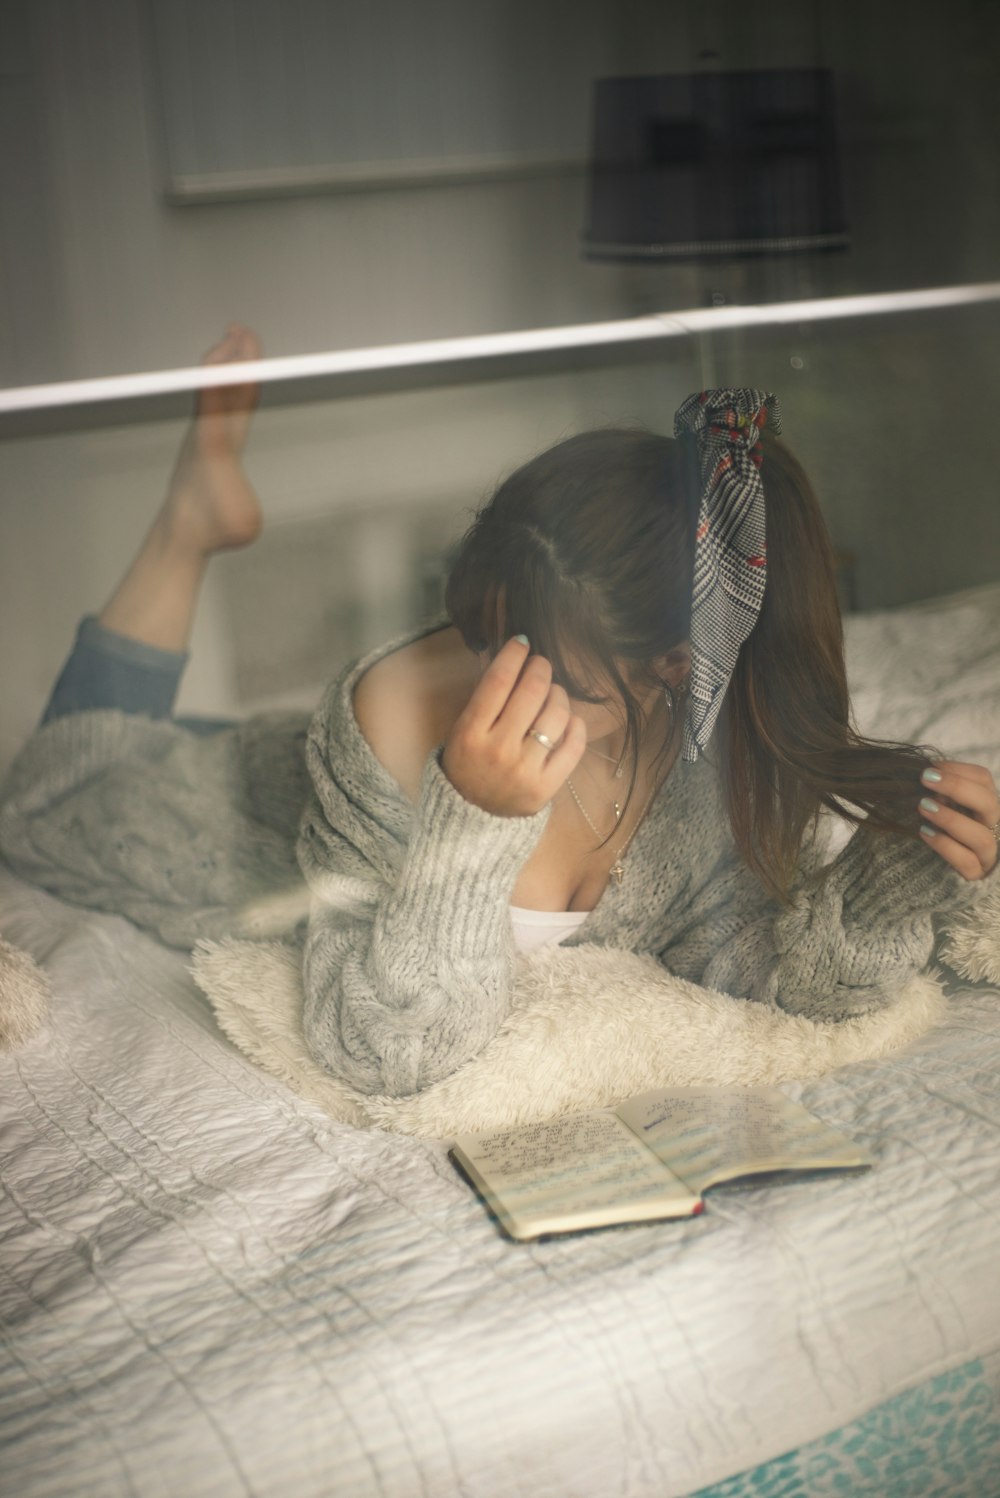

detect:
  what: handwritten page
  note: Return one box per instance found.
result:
[615,1087,871,1195]
[452,1111,696,1237]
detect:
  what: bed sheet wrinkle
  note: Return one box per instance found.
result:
[461,1232,671,1489]
[541,1260,658,1495]
[748,1205,866,1410]
[613,1238,716,1432]
[0,1296,146,1498]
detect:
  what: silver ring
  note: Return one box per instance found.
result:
[527,729,556,751]
[991,817,1000,845]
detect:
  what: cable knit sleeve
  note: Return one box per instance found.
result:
[297,734,548,1098]
[664,824,983,1022]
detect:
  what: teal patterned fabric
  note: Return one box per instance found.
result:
[692,1351,1000,1498]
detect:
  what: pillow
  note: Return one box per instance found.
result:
[190,938,949,1138]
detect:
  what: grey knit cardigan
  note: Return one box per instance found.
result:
[0,628,975,1096]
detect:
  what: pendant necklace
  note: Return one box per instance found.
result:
[564,774,660,887]
[571,694,676,883]
[574,754,625,825]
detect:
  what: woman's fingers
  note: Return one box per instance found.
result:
[500,654,558,741]
[459,637,535,732]
[919,816,996,879]
[540,711,588,789]
[919,759,1000,879]
[443,643,589,816]
[462,639,558,742]
[522,683,571,755]
[920,760,1000,834]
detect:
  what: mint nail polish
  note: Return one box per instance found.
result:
[512,634,530,646]
[922,768,942,784]
[920,823,937,838]
[919,797,940,814]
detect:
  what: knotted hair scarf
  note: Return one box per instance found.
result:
[673,387,782,761]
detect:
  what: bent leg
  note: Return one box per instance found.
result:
[39,326,263,733]
[96,324,263,655]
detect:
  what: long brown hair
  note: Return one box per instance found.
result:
[446,427,931,896]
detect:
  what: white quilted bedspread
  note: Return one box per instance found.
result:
[3,863,1000,1498]
[2,583,1000,1498]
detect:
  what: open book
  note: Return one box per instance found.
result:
[451,1086,873,1240]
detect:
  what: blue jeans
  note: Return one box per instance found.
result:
[41,616,236,734]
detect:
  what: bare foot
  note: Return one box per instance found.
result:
[162,324,265,556]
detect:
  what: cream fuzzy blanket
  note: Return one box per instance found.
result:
[189,933,976,1138]
[0,856,995,1135]
[1,892,987,1135]
[0,935,51,1050]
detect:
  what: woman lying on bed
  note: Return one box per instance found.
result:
[2,326,998,1097]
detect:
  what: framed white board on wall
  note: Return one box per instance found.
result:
[147,0,618,202]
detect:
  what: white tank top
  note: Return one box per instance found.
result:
[509,904,590,954]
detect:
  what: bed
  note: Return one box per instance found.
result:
[2,583,1000,1498]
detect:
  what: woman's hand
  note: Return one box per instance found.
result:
[918,760,1000,880]
[441,637,587,816]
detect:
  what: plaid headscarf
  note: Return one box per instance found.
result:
[673,387,781,761]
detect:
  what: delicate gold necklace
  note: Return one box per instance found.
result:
[574,754,625,824]
[564,775,660,887]
[586,744,626,779]
[565,777,619,839]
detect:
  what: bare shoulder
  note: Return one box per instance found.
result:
[352,627,479,802]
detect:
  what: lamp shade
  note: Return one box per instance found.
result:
[583,69,848,260]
